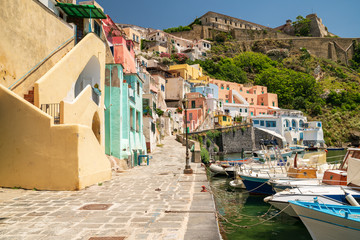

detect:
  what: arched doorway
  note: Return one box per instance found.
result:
[92,112,101,143]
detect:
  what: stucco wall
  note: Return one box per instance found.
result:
[61,85,99,127]
[0,0,74,89]
[35,33,106,145]
[0,85,111,190]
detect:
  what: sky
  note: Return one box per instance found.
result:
[91,0,360,38]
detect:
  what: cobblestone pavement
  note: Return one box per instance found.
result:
[0,136,221,240]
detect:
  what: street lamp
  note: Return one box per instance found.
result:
[182,97,193,174]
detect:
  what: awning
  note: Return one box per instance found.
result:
[56,3,106,19]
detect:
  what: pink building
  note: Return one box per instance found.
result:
[185,108,203,132]
[210,79,278,116]
[184,92,207,132]
[102,15,136,73]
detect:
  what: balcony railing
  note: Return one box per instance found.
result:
[41,103,60,124]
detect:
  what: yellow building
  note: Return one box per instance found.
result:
[214,114,233,127]
[169,64,210,84]
[0,0,111,190]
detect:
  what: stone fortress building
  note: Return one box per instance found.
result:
[169,11,360,65]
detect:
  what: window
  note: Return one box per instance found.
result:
[266,121,276,127]
[292,120,297,128]
[130,108,134,131]
[226,85,229,90]
[225,100,229,103]
[246,98,248,101]
[206,18,207,22]
[221,85,224,90]
[261,103,264,106]
[223,116,227,121]
[215,17,218,22]
[157,32,159,36]
[136,111,140,132]
[272,101,275,106]
[94,21,101,38]
[246,91,249,93]
[225,95,229,98]
[251,112,253,116]
[137,81,140,95]
[240,109,242,112]
[245,109,248,113]
[253,120,259,125]
[189,113,193,120]
[225,19,227,24]
[317,122,322,127]
[262,91,264,94]
[240,88,243,92]
[260,120,264,126]
[151,122,155,133]
[161,84,165,92]
[254,90,256,94]
[191,101,196,108]
[299,120,304,128]
[133,34,135,41]
[136,36,139,42]
[251,98,253,102]
[235,22,237,26]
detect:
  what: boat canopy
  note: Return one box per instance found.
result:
[347,155,360,186]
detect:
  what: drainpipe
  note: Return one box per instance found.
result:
[109,66,112,156]
[88,9,92,33]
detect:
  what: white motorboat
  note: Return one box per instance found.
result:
[290,201,360,240]
[264,185,360,217]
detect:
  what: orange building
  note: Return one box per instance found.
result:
[210,79,278,116]
[184,92,207,132]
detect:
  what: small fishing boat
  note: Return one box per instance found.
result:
[239,152,328,195]
[209,163,227,176]
[264,185,360,216]
[264,195,347,217]
[290,201,360,240]
[265,148,360,216]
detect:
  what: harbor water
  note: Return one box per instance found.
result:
[210,150,347,240]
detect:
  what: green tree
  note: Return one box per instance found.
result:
[255,68,322,110]
[292,15,311,36]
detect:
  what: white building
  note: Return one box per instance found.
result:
[251,109,325,147]
[222,90,250,121]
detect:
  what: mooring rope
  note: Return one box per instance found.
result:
[217,204,291,228]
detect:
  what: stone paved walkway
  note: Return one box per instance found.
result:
[0,136,221,240]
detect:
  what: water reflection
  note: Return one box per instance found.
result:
[209,150,349,240]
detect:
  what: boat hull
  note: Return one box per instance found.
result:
[240,175,275,195]
[291,202,360,240]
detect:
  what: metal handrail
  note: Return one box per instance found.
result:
[9,35,75,90]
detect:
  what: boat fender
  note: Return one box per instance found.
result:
[345,193,360,206]
[313,197,318,203]
[263,196,272,203]
[201,185,207,192]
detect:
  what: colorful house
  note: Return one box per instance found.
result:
[214,114,233,127]
[251,109,325,147]
[184,92,208,132]
[105,64,147,167]
[102,15,136,73]
[169,64,210,84]
[0,0,111,190]
[210,79,278,118]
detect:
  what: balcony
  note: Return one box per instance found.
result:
[40,103,60,124]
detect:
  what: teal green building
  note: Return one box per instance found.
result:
[105,64,146,167]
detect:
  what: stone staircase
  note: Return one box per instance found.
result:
[23,87,34,105]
